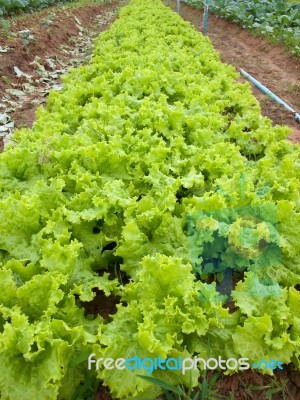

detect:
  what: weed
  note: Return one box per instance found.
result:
[0,18,11,36]
[18,29,36,46]
[136,371,222,400]
[239,374,293,400]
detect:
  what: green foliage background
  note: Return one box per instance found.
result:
[0,0,108,17]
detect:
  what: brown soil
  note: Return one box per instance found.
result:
[95,385,114,400]
[80,268,129,321]
[13,101,37,131]
[169,0,300,145]
[81,289,120,321]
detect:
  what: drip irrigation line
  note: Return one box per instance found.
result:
[240,68,300,124]
[176,0,210,36]
[177,0,181,15]
[203,0,210,35]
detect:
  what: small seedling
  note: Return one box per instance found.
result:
[18,29,36,46]
[41,12,55,27]
[0,18,11,36]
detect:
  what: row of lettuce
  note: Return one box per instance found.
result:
[0,0,300,399]
[183,0,300,56]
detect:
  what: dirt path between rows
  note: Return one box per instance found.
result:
[169,0,300,144]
